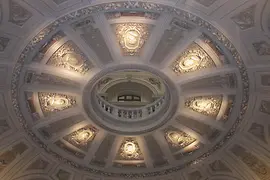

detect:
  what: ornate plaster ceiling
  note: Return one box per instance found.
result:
[0,0,270,180]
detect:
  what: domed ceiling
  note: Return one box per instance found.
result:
[0,0,270,180]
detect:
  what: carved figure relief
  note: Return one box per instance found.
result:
[231,5,256,30]
[209,160,232,172]
[231,145,270,180]
[248,123,267,143]
[0,119,10,136]
[0,37,10,52]
[9,0,32,26]
[0,142,28,172]
[260,100,270,115]
[253,41,270,56]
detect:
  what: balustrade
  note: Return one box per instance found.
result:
[96,95,165,120]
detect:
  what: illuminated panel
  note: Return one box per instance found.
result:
[115,23,151,56]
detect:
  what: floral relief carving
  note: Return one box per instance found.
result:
[231,5,256,30]
[9,0,32,26]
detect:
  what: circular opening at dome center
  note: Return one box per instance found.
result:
[83,65,179,135]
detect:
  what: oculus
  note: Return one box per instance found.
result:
[115,23,151,56]
[185,96,222,117]
[166,131,196,148]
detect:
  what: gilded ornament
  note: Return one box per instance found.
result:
[185,96,222,117]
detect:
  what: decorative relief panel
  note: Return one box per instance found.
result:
[200,34,230,64]
[0,119,10,136]
[63,125,97,152]
[32,31,66,62]
[253,41,270,56]
[209,160,232,173]
[116,138,143,160]
[221,95,235,122]
[0,37,10,52]
[185,95,223,117]
[55,140,85,159]
[164,126,196,152]
[26,158,49,171]
[38,115,84,139]
[260,100,270,115]
[25,72,80,87]
[231,145,270,180]
[187,170,203,180]
[172,43,216,75]
[53,0,68,5]
[0,142,28,172]
[113,162,146,169]
[114,23,152,56]
[71,16,95,30]
[47,41,91,74]
[56,169,72,180]
[147,77,162,90]
[231,5,256,30]
[97,77,113,90]
[25,92,41,121]
[261,74,270,86]
[38,93,76,116]
[195,0,218,7]
[9,0,32,26]
[105,11,160,20]
[248,123,267,143]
